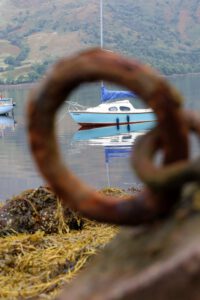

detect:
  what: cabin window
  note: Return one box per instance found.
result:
[109,106,118,111]
[119,106,131,111]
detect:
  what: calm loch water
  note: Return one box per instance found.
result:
[0,74,199,201]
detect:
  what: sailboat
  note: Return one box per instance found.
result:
[68,0,156,128]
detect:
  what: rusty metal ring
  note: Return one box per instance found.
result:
[27,48,189,225]
[133,110,200,191]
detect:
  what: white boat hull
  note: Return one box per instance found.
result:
[0,105,14,115]
[0,98,15,115]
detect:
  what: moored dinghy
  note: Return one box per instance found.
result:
[0,97,15,115]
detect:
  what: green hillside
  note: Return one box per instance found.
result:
[1,0,200,83]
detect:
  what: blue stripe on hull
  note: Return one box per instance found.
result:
[70,112,156,126]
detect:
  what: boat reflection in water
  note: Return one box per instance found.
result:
[73,122,155,146]
[0,116,16,138]
[72,122,155,186]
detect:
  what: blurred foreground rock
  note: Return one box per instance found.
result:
[57,184,200,300]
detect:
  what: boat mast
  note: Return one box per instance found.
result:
[105,160,111,187]
[100,0,103,49]
[100,0,104,88]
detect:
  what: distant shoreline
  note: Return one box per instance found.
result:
[165,72,200,78]
[0,83,36,90]
[0,72,200,90]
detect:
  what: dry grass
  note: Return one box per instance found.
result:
[0,187,119,299]
[0,65,32,81]
[0,39,20,59]
[0,222,117,299]
[26,31,85,62]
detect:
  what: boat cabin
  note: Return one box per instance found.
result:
[86,100,134,113]
[86,100,152,113]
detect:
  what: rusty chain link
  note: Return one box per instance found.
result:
[133,109,200,191]
[27,48,199,225]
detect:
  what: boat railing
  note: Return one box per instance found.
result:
[66,101,87,112]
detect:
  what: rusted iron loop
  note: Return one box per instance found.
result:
[133,110,200,191]
[27,48,189,225]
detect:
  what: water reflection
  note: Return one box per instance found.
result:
[72,122,155,187]
[0,116,16,138]
[72,122,155,146]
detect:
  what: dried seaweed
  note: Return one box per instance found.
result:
[0,187,84,235]
[0,187,119,299]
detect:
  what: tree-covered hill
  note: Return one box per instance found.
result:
[1,0,200,83]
